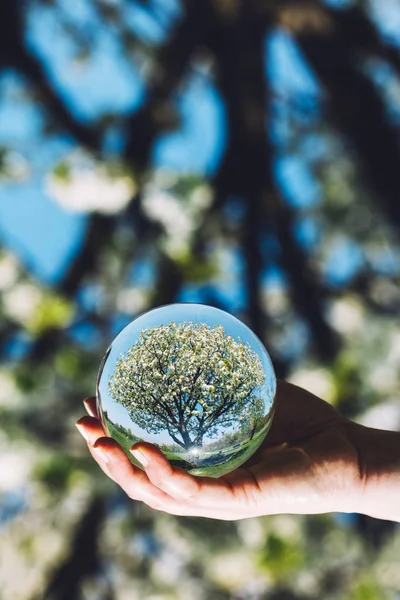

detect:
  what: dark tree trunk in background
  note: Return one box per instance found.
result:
[296,15,400,232]
[39,496,107,600]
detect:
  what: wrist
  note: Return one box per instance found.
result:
[347,422,400,522]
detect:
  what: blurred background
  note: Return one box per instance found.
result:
[0,0,400,598]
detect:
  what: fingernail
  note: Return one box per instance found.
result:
[93,444,109,464]
[130,448,148,467]
[83,399,96,417]
[75,422,89,441]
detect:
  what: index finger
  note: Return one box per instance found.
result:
[83,396,99,419]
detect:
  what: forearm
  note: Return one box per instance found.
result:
[350,423,400,523]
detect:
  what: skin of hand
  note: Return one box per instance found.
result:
[75,381,399,522]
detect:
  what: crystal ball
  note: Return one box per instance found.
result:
[96,304,276,478]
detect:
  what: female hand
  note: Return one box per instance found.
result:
[76,381,370,520]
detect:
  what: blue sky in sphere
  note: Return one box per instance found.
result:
[0,7,366,289]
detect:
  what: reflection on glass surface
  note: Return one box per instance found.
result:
[96,304,276,477]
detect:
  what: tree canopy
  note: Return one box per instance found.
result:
[108,322,266,449]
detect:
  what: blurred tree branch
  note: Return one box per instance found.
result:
[124,0,214,168]
[0,0,101,150]
[275,1,400,232]
[37,495,108,600]
[208,0,339,365]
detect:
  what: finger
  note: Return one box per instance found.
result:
[76,416,105,444]
[130,442,201,503]
[92,437,180,509]
[75,417,112,478]
[75,421,186,511]
[83,397,98,418]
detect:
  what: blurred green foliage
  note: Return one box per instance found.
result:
[0,0,399,599]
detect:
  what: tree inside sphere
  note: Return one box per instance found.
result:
[96,304,276,477]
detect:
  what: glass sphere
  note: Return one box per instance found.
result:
[96,304,276,478]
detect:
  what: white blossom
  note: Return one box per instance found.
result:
[387,331,400,366]
[0,150,30,181]
[0,371,21,407]
[190,185,212,210]
[2,283,42,322]
[47,169,134,214]
[0,253,19,291]
[328,297,364,334]
[142,188,192,238]
[46,152,136,214]
[0,447,34,493]
[141,178,212,258]
[357,400,400,431]
[116,287,149,315]
[289,367,335,402]
[368,364,398,394]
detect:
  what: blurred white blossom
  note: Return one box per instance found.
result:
[328,297,364,334]
[357,400,400,431]
[368,364,398,394]
[0,470,92,599]
[0,371,21,407]
[387,331,400,365]
[46,152,136,214]
[0,150,30,182]
[116,287,148,314]
[143,188,192,245]
[142,178,212,257]
[237,517,265,549]
[262,282,290,318]
[47,169,134,214]
[271,515,302,540]
[190,185,212,210]
[152,168,178,189]
[0,253,19,291]
[2,283,42,322]
[206,551,264,591]
[289,367,335,402]
[0,447,34,493]
[151,549,186,584]
[296,571,319,596]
